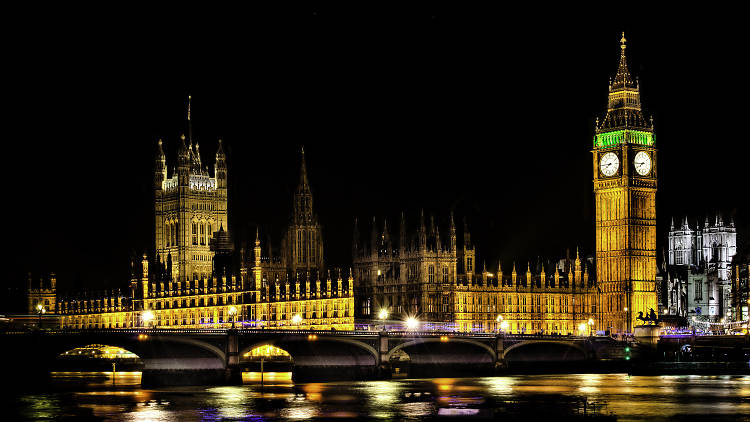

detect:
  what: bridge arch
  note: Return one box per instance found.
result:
[240,336,378,363]
[503,340,587,361]
[386,337,496,362]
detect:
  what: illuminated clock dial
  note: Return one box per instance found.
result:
[634,151,652,176]
[599,152,619,177]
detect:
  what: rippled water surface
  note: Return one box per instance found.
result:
[7,372,750,420]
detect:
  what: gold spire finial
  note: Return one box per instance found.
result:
[620,32,626,52]
[187,95,192,121]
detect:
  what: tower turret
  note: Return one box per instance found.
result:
[155,139,167,190]
[418,210,426,250]
[449,211,456,253]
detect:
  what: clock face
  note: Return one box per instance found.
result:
[634,151,652,176]
[599,152,619,177]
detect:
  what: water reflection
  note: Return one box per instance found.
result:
[9,373,750,420]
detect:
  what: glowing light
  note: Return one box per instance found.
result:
[624,307,628,312]
[405,317,419,330]
[496,315,503,322]
[378,309,389,320]
[141,311,154,323]
[292,314,302,325]
[500,320,509,331]
[588,318,594,326]
[578,323,587,333]
[307,334,318,341]
[440,335,449,342]
[664,309,669,314]
[228,306,237,316]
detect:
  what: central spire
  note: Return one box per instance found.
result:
[187,95,193,144]
[297,146,310,193]
[611,32,635,90]
[596,32,652,134]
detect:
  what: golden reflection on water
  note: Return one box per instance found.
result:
[29,373,750,420]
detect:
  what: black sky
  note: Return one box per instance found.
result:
[7,5,748,293]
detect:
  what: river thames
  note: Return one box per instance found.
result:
[6,372,750,420]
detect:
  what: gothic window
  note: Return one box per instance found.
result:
[297,231,303,264]
[173,221,178,246]
[310,232,316,262]
[467,257,473,272]
[442,265,449,283]
[695,279,703,301]
[192,223,198,245]
[207,223,212,242]
[199,223,205,245]
[428,265,435,282]
[165,223,171,247]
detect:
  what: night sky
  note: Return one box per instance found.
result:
[7,6,748,294]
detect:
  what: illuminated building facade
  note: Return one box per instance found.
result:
[26,273,57,314]
[593,33,658,333]
[663,214,738,321]
[352,212,471,323]
[454,253,597,334]
[154,96,228,281]
[353,213,598,334]
[56,105,355,330]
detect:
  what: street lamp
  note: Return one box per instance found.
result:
[142,310,154,328]
[36,304,45,328]
[578,323,587,336]
[292,313,302,328]
[378,309,388,331]
[588,318,595,336]
[500,320,509,333]
[496,315,503,333]
[405,316,419,331]
[229,306,237,329]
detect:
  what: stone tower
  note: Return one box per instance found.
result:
[154,96,228,282]
[593,33,658,333]
[285,147,324,276]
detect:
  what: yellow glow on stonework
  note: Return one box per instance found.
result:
[60,344,139,359]
[243,345,290,358]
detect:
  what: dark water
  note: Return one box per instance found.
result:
[7,372,750,421]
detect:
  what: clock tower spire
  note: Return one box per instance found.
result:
[593,33,658,334]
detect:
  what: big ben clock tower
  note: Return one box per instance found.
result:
[593,33,658,334]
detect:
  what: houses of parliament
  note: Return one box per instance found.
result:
[29,34,678,335]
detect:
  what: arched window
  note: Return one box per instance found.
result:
[192,222,198,245]
[199,223,205,245]
[442,265,449,283]
[207,223,212,243]
[428,265,435,283]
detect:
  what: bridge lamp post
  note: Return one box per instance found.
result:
[36,304,45,329]
[378,309,389,332]
[588,318,595,336]
[578,323,587,336]
[229,306,237,329]
[499,320,509,334]
[496,315,503,333]
[142,310,154,329]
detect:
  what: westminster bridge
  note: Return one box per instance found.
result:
[1,329,746,385]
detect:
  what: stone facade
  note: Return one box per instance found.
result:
[662,214,738,321]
